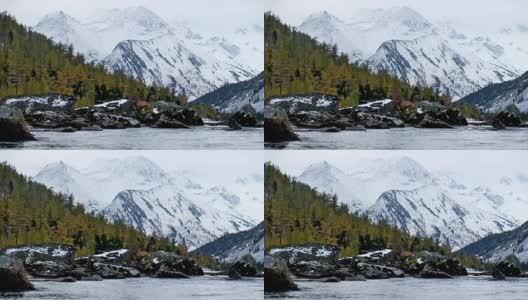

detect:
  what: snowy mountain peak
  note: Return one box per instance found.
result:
[37,10,80,26]
[301,161,345,178]
[88,6,170,33]
[37,161,80,177]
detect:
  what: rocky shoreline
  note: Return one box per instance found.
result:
[264,243,528,292]
[0,94,261,142]
[265,94,528,143]
[0,243,260,292]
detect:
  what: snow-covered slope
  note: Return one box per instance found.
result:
[193,72,264,113]
[32,156,261,249]
[458,71,528,113]
[32,6,261,99]
[368,33,517,99]
[103,184,256,250]
[297,7,525,99]
[296,157,527,249]
[457,221,528,264]
[191,222,264,263]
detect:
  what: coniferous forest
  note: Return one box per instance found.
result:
[0,162,178,257]
[264,163,451,257]
[264,13,452,108]
[0,13,182,107]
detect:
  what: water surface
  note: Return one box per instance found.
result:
[266,126,528,150]
[0,126,263,150]
[2,277,263,300]
[265,276,528,300]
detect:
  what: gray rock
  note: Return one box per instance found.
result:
[0,256,34,292]
[0,106,35,141]
[153,117,190,129]
[264,256,298,292]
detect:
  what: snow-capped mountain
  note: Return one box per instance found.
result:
[191,222,264,263]
[296,157,528,249]
[32,6,262,99]
[296,6,527,99]
[457,221,528,264]
[458,71,528,113]
[193,72,264,113]
[32,156,261,249]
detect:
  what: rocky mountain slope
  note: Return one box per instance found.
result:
[458,71,528,113]
[296,157,528,249]
[457,221,528,264]
[32,156,262,249]
[193,72,264,113]
[32,6,262,99]
[297,6,528,99]
[191,222,264,263]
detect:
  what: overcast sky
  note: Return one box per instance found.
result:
[267,150,528,187]
[4,0,262,36]
[1,150,264,188]
[267,0,527,33]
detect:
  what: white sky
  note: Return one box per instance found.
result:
[3,0,262,36]
[267,0,528,34]
[266,150,528,188]
[1,150,264,187]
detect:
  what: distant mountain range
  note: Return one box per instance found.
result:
[458,221,528,264]
[295,157,528,250]
[32,6,263,100]
[296,7,528,102]
[32,156,263,250]
[192,222,264,263]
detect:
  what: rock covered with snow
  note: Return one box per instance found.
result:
[1,243,75,266]
[1,94,75,114]
[267,243,339,276]
[268,93,339,114]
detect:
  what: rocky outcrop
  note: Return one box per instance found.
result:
[1,94,75,114]
[494,111,521,127]
[153,117,190,129]
[142,251,204,276]
[405,251,467,276]
[418,267,453,278]
[153,266,190,279]
[230,104,257,127]
[0,256,34,292]
[267,243,339,277]
[264,107,299,143]
[416,117,453,128]
[90,113,141,129]
[493,261,521,277]
[264,256,298,292]
[0,106,35,141]
[229,260,257,277]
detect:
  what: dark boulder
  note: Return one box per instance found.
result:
[230,104,257,127]
[416,117,453,128]
[493,261,521,277]
[264,107,299,143]
[433,108,468,126]
[155,108,204,126]
[357,112,404,129]
[492,269,506,280]
[142,251,203,276]
[0,106,35,141]
[229,261,257,277]
[418,267,454,278]
[228,269,242,280]
[406,252,467,276]
[26,260,72,278]
[153,117,190,129]
[492,119,506,130]
[228,118,242,130]
[90,113,141,129]
[92,262,141,279]
[494,111,521,127]
[153,266,190,279]
[0,256,34,292]
[357,263,405,279]
[264,256,298,292]
[24,111,73,129]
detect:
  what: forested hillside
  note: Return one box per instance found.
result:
[0,162,178,257]
[264,13,451,108]
[0,13,181,107]
[264,163,451,257]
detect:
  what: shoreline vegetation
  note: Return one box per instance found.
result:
[263,13,527,144]
[263,163,528,293]
[0,162,262,293]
